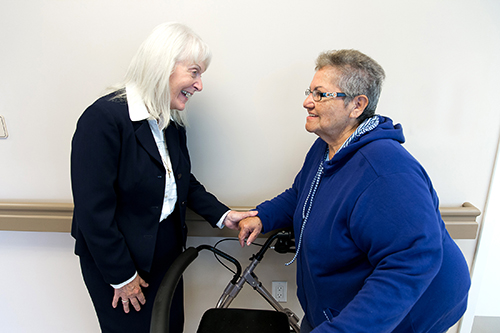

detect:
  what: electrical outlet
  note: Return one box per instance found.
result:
[0,116,7,138]
[272,281,287,302]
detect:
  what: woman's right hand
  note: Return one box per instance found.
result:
[112,274,149,313]
[238,216,263,247]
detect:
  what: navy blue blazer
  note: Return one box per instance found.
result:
[71,93,229,285]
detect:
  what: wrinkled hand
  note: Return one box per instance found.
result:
[223,210,258,230]
[238,216,263,247]
[112,274,149,313]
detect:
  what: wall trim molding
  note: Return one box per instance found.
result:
[0,201,480,239]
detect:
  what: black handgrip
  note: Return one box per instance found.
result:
[254,228,295,261]
[150,245,242,333]
[196,245,242,284]
[150,247,199,333]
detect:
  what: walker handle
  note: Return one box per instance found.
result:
[150,245,242,333]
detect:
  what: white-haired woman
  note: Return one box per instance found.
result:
[71,22,255,333]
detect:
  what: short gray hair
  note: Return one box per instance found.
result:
[315,50,385,123]
[114,22,211,129]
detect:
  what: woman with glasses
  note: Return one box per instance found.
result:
[71,23,256,333]
[229,49,470,332]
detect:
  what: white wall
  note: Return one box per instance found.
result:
[0,231,100,332]
[0,0,499,332]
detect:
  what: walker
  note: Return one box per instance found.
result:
[150,228,301,333]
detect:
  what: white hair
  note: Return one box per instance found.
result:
[113,22,211,129]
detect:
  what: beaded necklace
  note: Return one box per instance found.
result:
[286,148,328,266]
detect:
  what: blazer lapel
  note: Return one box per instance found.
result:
[164,122,180,172]
[134,120,163,167]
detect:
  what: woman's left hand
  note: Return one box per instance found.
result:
[223,210,258,230]
[112,274,149,313]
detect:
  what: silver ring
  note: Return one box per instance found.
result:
[122,299,129,303]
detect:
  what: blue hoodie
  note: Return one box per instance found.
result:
[256,116,470,332]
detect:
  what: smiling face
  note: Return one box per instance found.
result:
[304,66,362,152]
[169,60,206,111]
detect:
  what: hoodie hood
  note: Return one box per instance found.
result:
[322,116,405,175]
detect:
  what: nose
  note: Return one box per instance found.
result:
[194,77,203,92]
[303,93,314,109]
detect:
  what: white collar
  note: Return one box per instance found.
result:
[125,83,151,121]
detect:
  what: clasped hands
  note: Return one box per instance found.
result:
[224,210,263,247]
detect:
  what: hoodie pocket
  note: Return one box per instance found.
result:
[323,307,340,322]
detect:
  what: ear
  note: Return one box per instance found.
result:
[349,95,369,119]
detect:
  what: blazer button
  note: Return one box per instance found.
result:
[157,175,163,179]
[181,201,186,206]
[177,173,182,180]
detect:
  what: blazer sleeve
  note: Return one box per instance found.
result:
[71,101,136,285]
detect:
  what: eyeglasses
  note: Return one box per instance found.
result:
[305,88,347,102]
